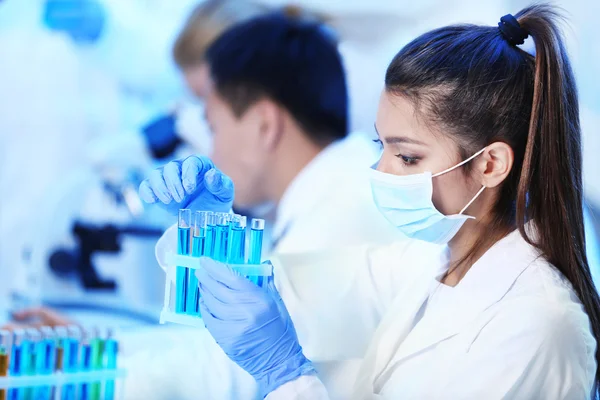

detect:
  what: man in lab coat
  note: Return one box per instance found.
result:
[145,11,402,258]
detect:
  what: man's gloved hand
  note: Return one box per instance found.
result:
[139,156,234,215]
[196,258,316,397]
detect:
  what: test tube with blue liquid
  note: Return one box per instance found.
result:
[204,212,216,259]
[227,215,246,264]
[176,209,192,314]
[187,211,208,315]
[0,330,11,400]
[8,329,26,400]
[37,327,56,400]
[24,329,41,400]
[249,219,265,286]
[61,326,80,400]
[213,213,230,262]
[103,329,118,400]
[79,329,92,400]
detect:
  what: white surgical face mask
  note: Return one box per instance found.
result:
[370,148,487,244]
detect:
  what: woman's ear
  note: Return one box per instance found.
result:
[476,142,514,188]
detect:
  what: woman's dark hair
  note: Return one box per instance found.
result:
[385,3,600,393]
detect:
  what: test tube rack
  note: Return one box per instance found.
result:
[0,327,125,400]
[160,210,270,328]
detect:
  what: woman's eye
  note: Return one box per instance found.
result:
[372,138,383,149]
[396,154,419,166]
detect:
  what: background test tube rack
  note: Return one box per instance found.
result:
[160,210,271,328]
[0,326,124,400]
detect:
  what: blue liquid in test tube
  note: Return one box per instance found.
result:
[176,209,192,314]
[213,213,230,262]
[204,212,216,259]
[103,329,118,400]
[61,326,81,400]
[227,215,246,264]
[187,211,207,315]
[36,327,56,400]
[7,329,24,400]
[249,219,265,286]
[24,329,41,400]
[79,330,92,400]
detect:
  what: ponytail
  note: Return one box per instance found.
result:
[516,5,600,395]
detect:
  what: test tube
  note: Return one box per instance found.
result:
[8,329,26,400]
[0,330,11,400]
[204,212,217,259]
[187,212,208,315]
[227,215,246,264]
[103,329,118,400]
[89,328,105,400]
[176,209,192,314]
[35,327,56,400]
[213,213,230,262]
[249,219,265,286]
[61,326,81,400]
[24,329,41,400]
[79,329,92,400]
[53,327,67,373]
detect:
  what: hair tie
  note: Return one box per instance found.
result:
[498,14,529,46]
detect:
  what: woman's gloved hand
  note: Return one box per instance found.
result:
[139,156,234,215]
[196,258,316,397]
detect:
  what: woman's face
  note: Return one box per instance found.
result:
[375,91,484,216]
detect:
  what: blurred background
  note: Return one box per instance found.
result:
[0,0,598,330]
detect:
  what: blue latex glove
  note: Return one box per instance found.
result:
[138,156,234,215]
[43,0,106,44]
[196,258,316,397]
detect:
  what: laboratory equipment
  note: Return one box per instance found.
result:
[176,209,192,314]
[8,329,25,400]
[0,327,125,399]
[249,218,265,286]
[227,215,246,264]
[80,329,93,400]
[160,210,272,327]
[187,211,208,316]
[213,213,230,262]
[103,329,118,400]
[204,212,216,259]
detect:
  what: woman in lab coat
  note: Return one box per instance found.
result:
[192,4,600,399]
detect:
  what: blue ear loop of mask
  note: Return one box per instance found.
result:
[370,147,487,245]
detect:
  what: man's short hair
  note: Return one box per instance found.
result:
[205,12,348,144]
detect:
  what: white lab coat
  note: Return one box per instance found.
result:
[268,227,597,399]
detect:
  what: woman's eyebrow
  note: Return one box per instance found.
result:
[374,124,426,146]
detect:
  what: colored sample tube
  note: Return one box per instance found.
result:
[187,211,208,315]
[103,329,118,400]
[24,329,41,400]
[79,329,92,400]
[204,212,216,259]
[227,215,246,264]
[8,329,25,400]
[0,330,11,400]
[61,326,81,400]
[213,213,230,262]
[176,209,192,314]
[89,329,105,400]
[249,219,265,286]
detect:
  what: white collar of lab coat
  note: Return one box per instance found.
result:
[272,132,379,243]
[359,226,543,395]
